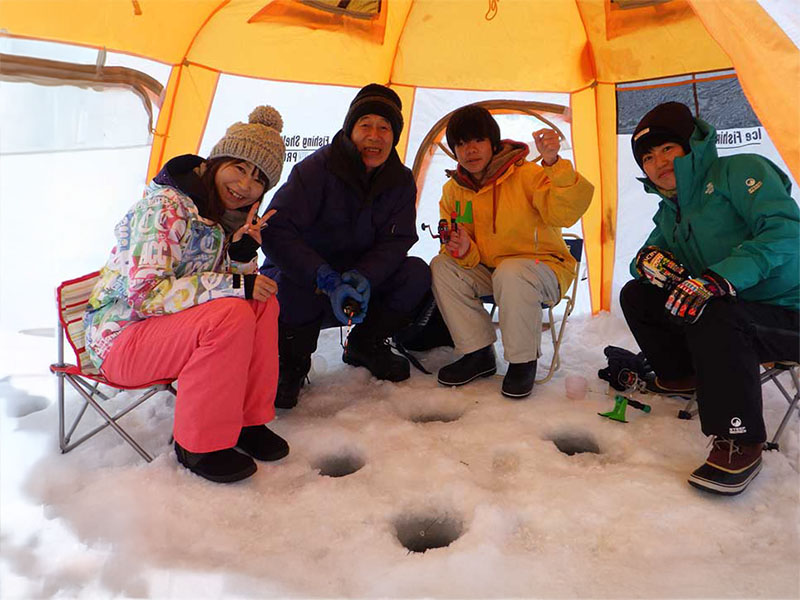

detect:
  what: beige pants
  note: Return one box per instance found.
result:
[431,254,560,363]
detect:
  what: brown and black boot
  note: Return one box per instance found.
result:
[688,436,763,495]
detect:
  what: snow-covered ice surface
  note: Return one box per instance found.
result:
[2,311,798,599]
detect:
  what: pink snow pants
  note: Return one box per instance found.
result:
[101,297,279,453]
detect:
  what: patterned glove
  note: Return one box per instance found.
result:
[665,270,736,324]
[635,246,689,290]
[316,264,366,325]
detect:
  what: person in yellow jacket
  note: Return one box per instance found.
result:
[431,104,593,398]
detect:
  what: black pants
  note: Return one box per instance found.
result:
[620,280,800,443]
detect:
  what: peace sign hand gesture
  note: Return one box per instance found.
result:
[232,203,277,246]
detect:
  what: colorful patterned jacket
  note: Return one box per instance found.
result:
[84,155,258,368]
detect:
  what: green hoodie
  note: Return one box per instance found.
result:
[630,118,800,310]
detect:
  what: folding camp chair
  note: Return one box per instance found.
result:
[50,271,176,462]
[482,233,584,384]
[677,362,799,451]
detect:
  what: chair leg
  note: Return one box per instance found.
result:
[536,300,575,385]
[765,367,800,451]
[57,371,73,453]
[61,375,156,462]
[63,395,90,447]
[535,306,559,384]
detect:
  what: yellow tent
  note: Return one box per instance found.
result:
[1,0,797,313]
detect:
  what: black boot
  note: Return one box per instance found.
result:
[437,345,496,386]
[174,442,256,483]
[236,425,289,461]
[391,290,454,352]
[276,320,320,409]
[342,303,412,382]
[502,360,537,399]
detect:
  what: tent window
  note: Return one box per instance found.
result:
[0,52,163,135]
[604,0,684,40]
[616,71,760,134]
[249,0,387,43]
[300,0,381,19]
[0,52,163,155]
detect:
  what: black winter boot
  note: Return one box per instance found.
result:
[502,360,537,399]
[276,320,321,409]
[392,291,454,352]
[174,442,256,483]
[437,345,496,386]
[236,425,289,461]
[342,303,412,382]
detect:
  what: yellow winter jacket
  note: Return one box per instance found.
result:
[440,142,594,295]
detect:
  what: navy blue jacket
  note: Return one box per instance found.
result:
[261,131,418,290]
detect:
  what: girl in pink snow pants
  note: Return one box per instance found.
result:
[84,105,289,483]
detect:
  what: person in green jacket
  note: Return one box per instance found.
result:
[620,101,799,496]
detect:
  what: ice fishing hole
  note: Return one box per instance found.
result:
[548,432,601,456]
[394,513,463,553]
[313,451,365,478]
[407,407,463,424]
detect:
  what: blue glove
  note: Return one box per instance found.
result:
[316,264,366,325]
[341,270,371,306]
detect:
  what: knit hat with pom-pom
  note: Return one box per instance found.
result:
[209,105,286,190]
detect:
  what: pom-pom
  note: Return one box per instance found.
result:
[249,105,283,134]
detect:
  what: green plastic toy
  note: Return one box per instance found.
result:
[598,394,651,423]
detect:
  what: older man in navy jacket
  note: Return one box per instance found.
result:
[261,84,431,408]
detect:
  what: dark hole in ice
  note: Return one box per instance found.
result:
[314,452,365,478]
[550,432,601,456]
[394,514,463,553]
[408,408,462,423]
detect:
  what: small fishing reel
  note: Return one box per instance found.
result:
[421,212,459,245]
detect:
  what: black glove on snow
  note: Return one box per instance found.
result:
[597,345,652,391]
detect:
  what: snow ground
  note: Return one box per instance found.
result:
[1,311,798,599]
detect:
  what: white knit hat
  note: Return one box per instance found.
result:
[209,105,285,190]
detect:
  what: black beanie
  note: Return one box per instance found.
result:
[343,83,404,146]
[632,102,695,168]
[445,104,501,154]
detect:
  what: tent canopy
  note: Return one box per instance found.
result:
[2,0,797,313]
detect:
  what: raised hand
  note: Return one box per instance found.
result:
[232,203,277,245]
[532,128,560,166]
